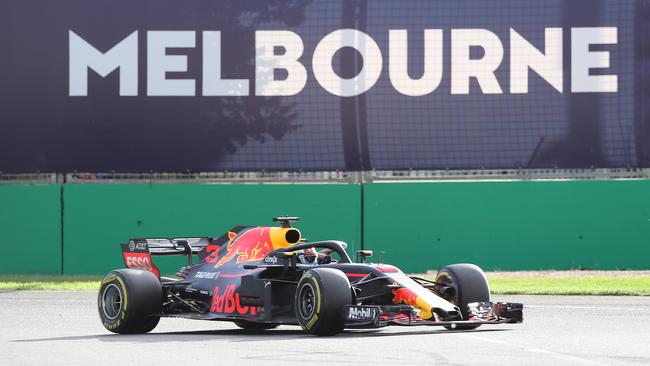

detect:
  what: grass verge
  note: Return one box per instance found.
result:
[0,275,102,291]
[1,272,650,295]
[487,275,650,296]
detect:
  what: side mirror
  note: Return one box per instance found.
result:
[355,250,373,263]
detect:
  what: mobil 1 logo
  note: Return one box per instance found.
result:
[345,305,380,323]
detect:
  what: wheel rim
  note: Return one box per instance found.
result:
[436,272,459,305]
[298,283,316,319]
[101,283,123,320]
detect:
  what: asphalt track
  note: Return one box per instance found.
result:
[1,292,649,365]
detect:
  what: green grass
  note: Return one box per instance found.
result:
[487,275,650,296]
[0,275,101,291]
[1,273,650,295]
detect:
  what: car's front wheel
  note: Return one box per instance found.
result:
[294,268,352,336]
[435,263,490,330]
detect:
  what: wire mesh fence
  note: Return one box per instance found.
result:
[0,0,647,173]
[2,168,649,185]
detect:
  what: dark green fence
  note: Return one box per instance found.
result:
[364,180,650,272]
[1,180,649,274]
[0,184,62,274]
[62,184,361,274]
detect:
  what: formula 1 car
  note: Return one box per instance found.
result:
[98,217,522,336]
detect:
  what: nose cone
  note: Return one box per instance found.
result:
[392,287,437,319]
[387,271,463,320]
[432,307,462,321]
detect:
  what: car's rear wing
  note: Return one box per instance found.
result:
[121,237,218,278]
[130,237,213,255]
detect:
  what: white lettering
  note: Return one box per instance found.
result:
[68,27,619,97]
[255,31,307,96]
[69,30,138,96]
[313,29,383,97]
[451,29,504,94]
[571,27,618,93]
[389,29,443,96]
[147,31,195,96]
[510,28,563,93]
[203,31,250,96]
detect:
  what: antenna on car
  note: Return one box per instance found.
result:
[272,216,300,228]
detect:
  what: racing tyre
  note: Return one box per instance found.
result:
[435,263,490,330]
[233,321,279,330]
[295,268,352,336]
[98,269,162,334]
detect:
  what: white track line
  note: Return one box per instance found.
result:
[461,333,611,366]
[526,305,649,311]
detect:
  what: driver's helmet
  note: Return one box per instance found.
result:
[297,247,319,265]
[296,242,347,265]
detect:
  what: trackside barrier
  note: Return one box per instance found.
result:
[0,184,62,274]
[364,180,650,272]
[62,184,361,274]
[1,175,649,274]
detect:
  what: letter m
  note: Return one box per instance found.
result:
[69,30,138,96]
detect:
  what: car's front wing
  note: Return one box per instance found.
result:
[343,302,523,328]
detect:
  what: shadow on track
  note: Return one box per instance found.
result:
[12,327,511,343]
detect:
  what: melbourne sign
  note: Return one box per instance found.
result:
[69,27,618,97]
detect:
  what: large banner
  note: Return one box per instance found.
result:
[1,0,648,173]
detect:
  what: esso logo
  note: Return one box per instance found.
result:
[126,256,153,271]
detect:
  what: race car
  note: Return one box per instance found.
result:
[98,216,523,336]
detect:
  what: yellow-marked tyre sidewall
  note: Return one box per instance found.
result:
[296,273,322,331]
[294,268,352,336]
[304,276,322,330]
[97,269,162,334]
[98,272,129,332]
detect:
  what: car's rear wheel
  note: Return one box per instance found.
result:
[98,269,162,334]
[294,268,352,336]
[233,320,279,330]
[435,263,490,330]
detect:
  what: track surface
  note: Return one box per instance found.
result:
[1,292,649,365]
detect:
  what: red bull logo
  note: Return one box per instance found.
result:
[392,287,434,320]
[392,288,418,306]
[209,228,274,268]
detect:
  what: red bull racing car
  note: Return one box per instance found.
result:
[98,217,523,336]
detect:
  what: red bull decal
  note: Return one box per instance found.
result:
[210,284,258,315]
[392,287,435,320]
[392,288,418,306]
[208,228,274,268]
